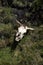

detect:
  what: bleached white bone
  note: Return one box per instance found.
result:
[16,20,34,30]
[15,20,34,41]
[16,20,22,25]
[25,26,34,30]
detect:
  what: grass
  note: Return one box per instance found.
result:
[0,33,43,65]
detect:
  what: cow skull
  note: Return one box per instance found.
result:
[15,25,34,41]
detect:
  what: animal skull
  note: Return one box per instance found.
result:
[15,25,34,41]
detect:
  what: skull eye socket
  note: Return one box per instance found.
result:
[16,33,21,37]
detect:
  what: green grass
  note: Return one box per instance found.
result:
[0,25,43,65]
